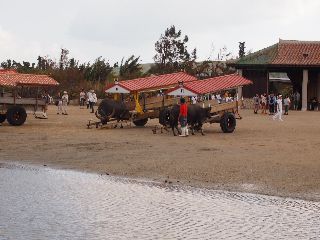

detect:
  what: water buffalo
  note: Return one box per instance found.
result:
[159,104,211,136]
[95,99,131,127]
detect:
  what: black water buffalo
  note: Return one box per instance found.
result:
[159,104,211,136]
[96,99,131,127]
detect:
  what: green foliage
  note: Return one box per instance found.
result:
[195,61,236,79]
[239,42,246,58]
[119,55,142,80]
[151,25,197,75]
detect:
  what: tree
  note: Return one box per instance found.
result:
[1,59,12,69]
[59,48,69,70]
[84,57,113,83]
[239,42,246,58]
[217,46,232,61]
[152,25,197,74]
[119,55,142,80]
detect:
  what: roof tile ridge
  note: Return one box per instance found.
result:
[279,39,320,44]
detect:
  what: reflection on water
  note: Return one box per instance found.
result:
[0,164,320,240]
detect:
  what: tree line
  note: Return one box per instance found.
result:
[1,25,246,99]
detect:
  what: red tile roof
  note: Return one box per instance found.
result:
[231,39,320,67]
[167,74,252,95]
[105,72,197,92]
[0,71,59,87]
[272,40,320,65]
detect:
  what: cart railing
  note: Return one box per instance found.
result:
[0,97,46,106]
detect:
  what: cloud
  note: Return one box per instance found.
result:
[1,0,320,64]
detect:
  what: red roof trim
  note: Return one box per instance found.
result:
[105,72,197,92]
[0,72,59,87]
[104,83,131,92]
[166,74,252,95]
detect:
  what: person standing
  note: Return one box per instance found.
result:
[61,91,69,115]
[56,92,63,115]
[268,93,274,114]
[178,97,188,137]
[261,93,267,114]
[86,90,90,109]
[284,95,291,115]
[79,89,86,108]
[89,90,98,113]
[253,94,260,114]
[191,96,197,104]
[293,91,301,110]
[41,90,50,118]
[273,95,283,121]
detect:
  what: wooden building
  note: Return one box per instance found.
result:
[228,39,320,111]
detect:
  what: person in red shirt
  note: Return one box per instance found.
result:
[178,97,189,137]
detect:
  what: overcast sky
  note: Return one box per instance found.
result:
[0,0,319,65]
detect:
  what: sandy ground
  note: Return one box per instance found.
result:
[1,105,320,201]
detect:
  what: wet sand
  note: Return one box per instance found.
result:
[1,105,320,201]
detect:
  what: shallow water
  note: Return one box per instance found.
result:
[0,164,319,240]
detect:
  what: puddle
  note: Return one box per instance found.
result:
[0,163,319,240]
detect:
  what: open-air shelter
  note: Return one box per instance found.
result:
[229,39,320,111]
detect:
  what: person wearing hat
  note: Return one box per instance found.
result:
[88,89,98,113]
[61,91,69,115]
[273,94,283,121]
[178,97,189,137]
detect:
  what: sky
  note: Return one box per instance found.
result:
[0,0,319,65]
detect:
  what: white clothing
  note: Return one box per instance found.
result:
[80,91,86,100]
[89,93,97,103]
[57,100,63,114]
[273,99,283,121]
[61,94,68,114]
[216,94,222,103]
[191,96,197,104]
[62,94,69,103]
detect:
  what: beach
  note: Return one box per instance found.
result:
[1,105,320,201]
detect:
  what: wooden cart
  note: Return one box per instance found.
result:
[0,71,59,126]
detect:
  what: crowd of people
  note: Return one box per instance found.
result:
[191,91,238,105]
[252,92,302,121]
[79,89,98,113]
[40,89,98,116]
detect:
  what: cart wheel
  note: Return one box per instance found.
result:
[220,112,236,133]
[0,114,6,123]
[6,106,27,126]
[133,118,148,127]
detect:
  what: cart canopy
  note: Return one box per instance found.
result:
[105,72,197,94]
[166,74,252,96]
[0,70,59,87]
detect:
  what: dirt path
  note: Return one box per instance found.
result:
[1,105,320,201]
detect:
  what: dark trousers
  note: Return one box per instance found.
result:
[284,105,289,114]
[80,98,85,106]
[269,104,274,113]
[89,102,95,113]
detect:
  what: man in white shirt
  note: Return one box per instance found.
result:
[89,90,98,113]
[273,95,283,121]
[61,91,69,115]
[216,94,222,104]
[191,96,197,104]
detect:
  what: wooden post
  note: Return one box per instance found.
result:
[13,87,17,105]
[143,93,146,111]
[35,87,39,112]
[302,69,309,111]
